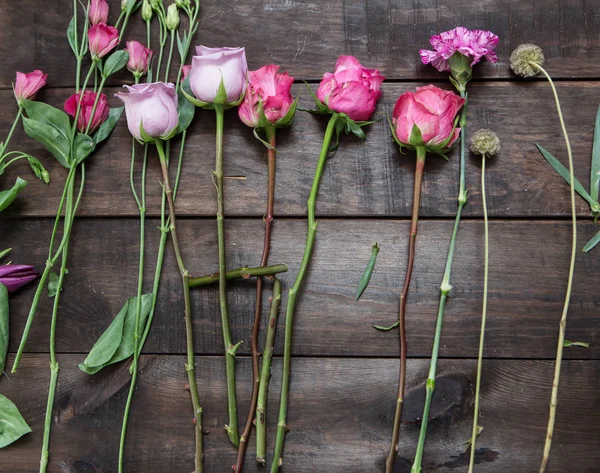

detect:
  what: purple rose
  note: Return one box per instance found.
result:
[0,264,39,294]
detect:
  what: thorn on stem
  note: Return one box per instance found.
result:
[192,418,197,425]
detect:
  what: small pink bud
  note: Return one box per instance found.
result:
[126,41,153,77]
[64,91,110,134]
[88,23,120,59]
[88,0,109,25]
[14,70,48,102]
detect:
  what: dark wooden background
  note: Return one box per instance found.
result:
[1,1,599,472]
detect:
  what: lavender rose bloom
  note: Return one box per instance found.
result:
[188,46,248,103]
[115,82,179,141]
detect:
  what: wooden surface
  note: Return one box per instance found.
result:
[1,1,599,473]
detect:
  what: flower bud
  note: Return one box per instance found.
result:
[14,70,48,103]
[470,129,500,157]
[166,3,180,30]
[150,0,163,11]
[175,0,190,7]
[126,41,153,77]
[0,264,40,294]
[88,23,120,60]
[141,0,153,20]
[64,91,110,133]
[88,0,110,26]
[121,0,128,11]
[510,44,545,78]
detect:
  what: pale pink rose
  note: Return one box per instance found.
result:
[238,64,295,128]
[392,85,465,148]
[14,70,48,102]
[316,56,384,121]
[88,0,109,25]
[64,91,110,133]
[188,46,248,103]
[126,41,152,76]
[88,23,119,59]
[419,27,498,72]
[115,82,179,141]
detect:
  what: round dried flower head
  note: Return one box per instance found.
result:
[471,129,500,157]
[510,43,545,78]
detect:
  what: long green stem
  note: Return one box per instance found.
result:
[165,30,176,82]
[270,113,340,472]
[84,75,107,135]
[1,107,23,159]
[533,64,577,473]
[255,278,282,465]
[156,139,203,473]
[189,264,288,288]
[468,155,489,473]
[409,91,468,473]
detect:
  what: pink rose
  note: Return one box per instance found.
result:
[126,41,152,76]
[392,85,465,149]
[316,56,384,121]
[188,46,248,103]
[14,70,48,102]
[181,65,192,81]
[89,23,119,59]
[64,91,110,134]
[115,82,179,141]
[88,0,109,25]
[238,64,295,128]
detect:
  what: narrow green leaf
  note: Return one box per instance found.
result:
[177,80,195,134]
[0,177,28,212]
[0,249,11,261]
[252,128,277,152]
[47,272,61,298]
[563,340,590,348]
[374,321,399,331]
[67,15,78,56]
[346,118,367,140]
[102,50,129,78]
[0,394,31,448]
[583,229,600,253]
[462,425,483,454]
[356,242,380,301]
[591,105,600,203]
[0,283,9,374]
[176,31,185,61]
[93,106,124,146]
[22,117,71,169]
[536,144,596,207]
[73,134,95,165]
[21,100,71,145]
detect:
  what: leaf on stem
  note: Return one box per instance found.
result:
[93,107,124,146]
[461,425,483,454]
[563,340,590,348]
[0,283,8,374]
[21,100,71,144]
[102,50,130,78]
[583,229,600,253]
[0,248,11,261]
[177,79,195,133]
[0,177,28,212]
[47,271,62,298]
[73,134,95,165]
[591,105,600,203]
[22,117,71,169]
[356,242,380,301]
[374,321,399,331]
[0,393,31,448]
[67,15,78,57]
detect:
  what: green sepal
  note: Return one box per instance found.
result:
[0,248,11,261]
[274,97,298,128]
[227,340,243,357]
[0,177,28,213]
[301,81,331,115]
[409,123,424,147]
[374,320,399,331]
[387,113,405,151]
[563,340,590,348]
[102,50,130,78]
[93,106,124,146]
[181,84,214,110]
[583,229,600,253]
[448,52,473,91]
[139,122,155,143]
[252,127,277,152]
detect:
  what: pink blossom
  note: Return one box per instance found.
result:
[126,41,152,76]
[64,91,110,133]
[0,264,39,294]
[316,56,384,121]
[238,64,295,128]
[14,70,48,102]
[88,23,120,59]
[88,0,109,25]
[419,27,498,72]
[392,85,465,149]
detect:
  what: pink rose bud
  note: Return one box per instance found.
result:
[64,91,110,134]
[88,0,110,25]
[316,56,384,122]
[14,70,48,102]
[188,46,248,103]
[238,64,295,128]
[126,41,153,77]
[88,23,120,59]
[392,85,465,150]
[115,82,179,142]
[0,264,40,294]
[181,65,192,81]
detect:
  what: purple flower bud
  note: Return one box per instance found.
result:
[0,264,40,294]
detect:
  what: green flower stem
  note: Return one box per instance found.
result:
[71,61,98,142]
[165,30,176,82]
[468,154,490,473]
[213,104,240,446]
[409,92,468,473]
[155,19,168,82]
[1,107,23,160]
[255,278,282,465]
[270,113,340,473]
[118,10,132,43]
[85,74,107,135]
[188,264,288,288]
[156,139,203,473]
[532,64,577,473]
[386,146,427,473]
[235,126,277,472]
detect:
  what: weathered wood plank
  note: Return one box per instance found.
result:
[3,218,598,359]
[2,81,600,218]
[1,354,598,473]
[2,0,600,88]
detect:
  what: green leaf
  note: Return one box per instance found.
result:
[0,177,28,212]
[0,283,8,374]
[21,100,71,145]
[102,50,129,78]
[79,294,152,374]
[346,118,366,140]
[0,393,31,448]
[177,30,186,61]
[67,15,78,56]
[22,117,71,169]
[93,106,124,146]
[583,229,600,253]
[0,249,11,261]
[73,134,95,165]
[252,127,277,151]
[374,321,399,331]
[536,144,596,208]
[177,79,196,133]
[591,105,600,203]
[47,272,61,298]
[356,242,380,301]
[563,340,590,348]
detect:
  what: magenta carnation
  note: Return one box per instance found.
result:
[419,26,498,72]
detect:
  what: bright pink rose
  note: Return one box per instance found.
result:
[126,41,152,76]
[88,0,109,25]
[64,91,110,133]
[238,64,295,128]
[392,85,465,149]
[88,23,119,59]
[14,70,48,102]
[181,65,192,81]
[420,27,498,72]
[316,56,384,121]
[115,82,179,141]
[188,46,248,103]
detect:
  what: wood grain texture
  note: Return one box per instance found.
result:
[2,0,600,88]
[1,354,598,473]
[2,82,600,218]
[3,218,599,359]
